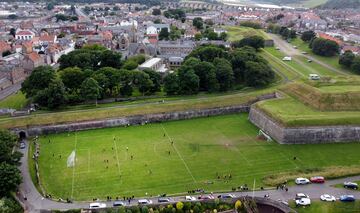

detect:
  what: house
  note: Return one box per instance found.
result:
[15,30,35,41]
[146,24,170,35]
[22,52,44,72]
[318,33,343,46]
[341,46,360,55]
[168,56,184,69]
[158,40,195,58]
[213,28,227,36]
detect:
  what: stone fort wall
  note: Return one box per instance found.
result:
[249,107,360,144]
[13,93,277,137]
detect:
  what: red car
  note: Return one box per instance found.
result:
[310,176,325,183]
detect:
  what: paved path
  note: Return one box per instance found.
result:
[0,82,22,101]
[17,141,360,213]
[268,34,348,76]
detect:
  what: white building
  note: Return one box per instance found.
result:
[138,57,167,73]
[15,30,35,41]
[146,24,170,35]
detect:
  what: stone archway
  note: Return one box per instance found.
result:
[19,131,27,140]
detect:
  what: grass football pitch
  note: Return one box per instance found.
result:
[34,114,360,201]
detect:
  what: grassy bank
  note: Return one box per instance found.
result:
[290,200,360,213]
[0,92,27,110]
[263,166,360,186]
[0,88,276,129]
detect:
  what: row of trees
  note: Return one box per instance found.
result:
[22,45,162,109]
[267,24,296,40]
[339,50,360,74]
[163,44,275,95]
[0,130,23,212]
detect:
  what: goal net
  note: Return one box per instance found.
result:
[257,130,272,142]
[67,150,76,168]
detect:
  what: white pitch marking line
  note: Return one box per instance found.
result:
[113,136,122,179]
[87,149,90,173]
[71,131,78,199]
[161,124,197,183]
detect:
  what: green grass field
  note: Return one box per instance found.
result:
[225,26,270,42]
[0,92,27,110]
[290,200,360,213]
[33,114,360,201]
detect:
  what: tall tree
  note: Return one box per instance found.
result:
[351,57,360,74]
[311,38,339,57]
[0,163,22,196]
[214,58,234,91]
[244,61,274,87]
[194,62,219,92]
[301,30,316,42]
[158,28,169,40]
[80,78,101,105]
[164,73,179,95]
[192,17,204,30]
[232,36,265,51]
[178,69,199,95]
[339,50,355,68]
[60,67,85,91]
[21,66,56,98]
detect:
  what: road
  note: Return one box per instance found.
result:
[268,34,347,76]
[0,82,22,101]
[17,142,360,213]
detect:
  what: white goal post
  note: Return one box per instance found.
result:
[258,130,272,142]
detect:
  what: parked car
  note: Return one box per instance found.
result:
[275,47,280,50]
[89,202,107,209]
[320,194,336,202]
[295,198,311,206]
[185,196,196,201]
[158,197,172,203]
[344,182,358,190]
[113,201,126,207]
[218,194,235,199]
[295,193,309,200]
[293,46,298,49]
[20,142,26,149]
[310,176,325,183]
[302,52,308,54]
[295,177,310,185]
[283,56,292,61]
[138,199,152,205]
[198,195,214,200]
[340,195,355,202]
[307,59,313,63]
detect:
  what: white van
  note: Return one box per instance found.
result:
[282,56,292,61]
[89,202,107,209]
[309,74,320,80]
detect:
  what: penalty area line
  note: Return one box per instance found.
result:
[113,136,122,181]
[161,124,197,183]
[71,131,78,199]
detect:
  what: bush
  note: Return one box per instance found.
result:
[239,21,262,29]
[311,38,339,57]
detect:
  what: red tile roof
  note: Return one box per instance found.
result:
[318,33,343,45]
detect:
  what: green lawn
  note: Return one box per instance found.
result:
[256,95,360,127]
[290,200,360,213]
[0,92,27,110]
[33,114,360,201]
[264,47,338,77]
[291,38,350,74]
[225,26,270,42]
